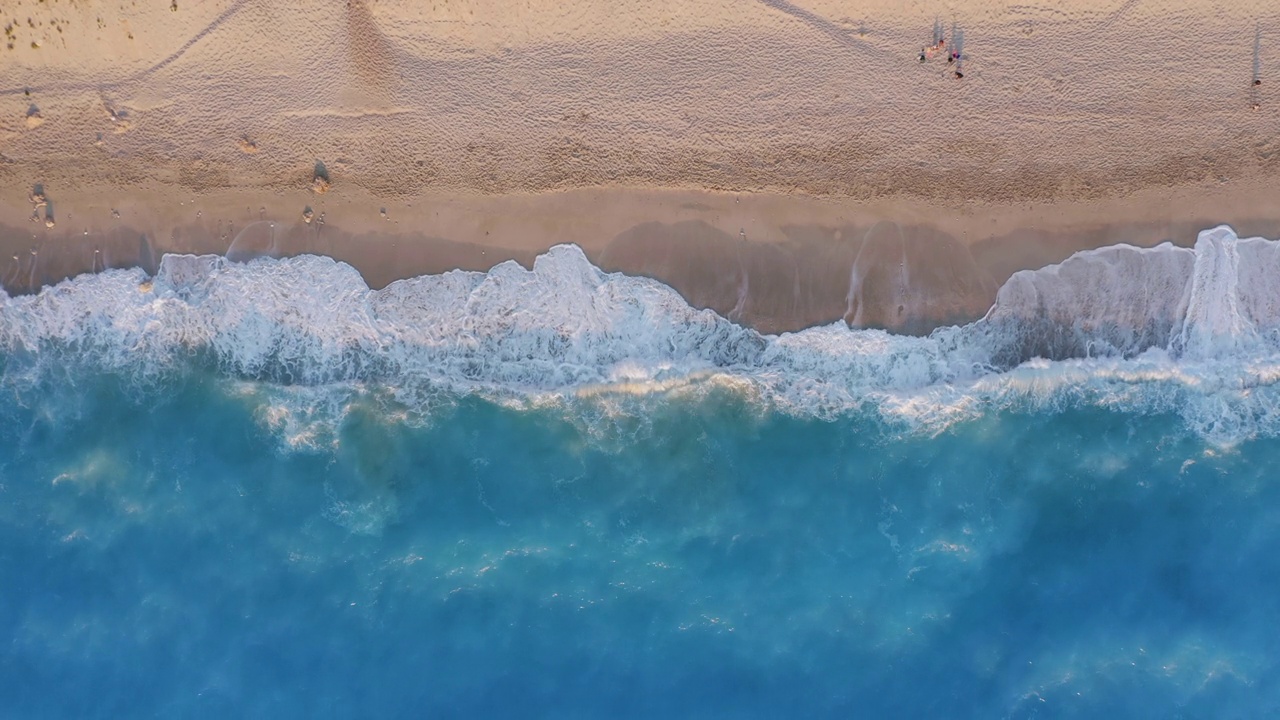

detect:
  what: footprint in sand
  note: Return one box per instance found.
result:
[103,103,132,134]
[312,161,332,194]
[29,186,54,227]
[25,104,43,129]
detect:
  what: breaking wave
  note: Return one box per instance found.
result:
[3,224,1280,444]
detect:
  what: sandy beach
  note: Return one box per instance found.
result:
[1,0,1278,333]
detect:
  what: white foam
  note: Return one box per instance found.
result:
[984,240,1194,361]
[5,226,1280,444]
[1173,226,1258,359]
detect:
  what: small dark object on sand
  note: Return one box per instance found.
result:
[1255,79,1262,86]
[919,50,927,62]
[955,71,964,79]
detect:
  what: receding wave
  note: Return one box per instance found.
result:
[3,224,1280,444]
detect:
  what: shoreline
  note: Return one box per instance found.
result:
[2,179,1278,334]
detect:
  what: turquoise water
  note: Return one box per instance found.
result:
[2,372,1276,718]
[3,227,1280,717]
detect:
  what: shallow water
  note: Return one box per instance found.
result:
[2,372,1278,717]
[3,227,1280,717]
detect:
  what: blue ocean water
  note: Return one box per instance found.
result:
[3,225,1280,717]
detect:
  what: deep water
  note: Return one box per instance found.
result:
[2,370,1277,719]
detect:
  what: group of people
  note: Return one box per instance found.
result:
[918,27,963,79]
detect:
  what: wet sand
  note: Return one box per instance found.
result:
[2,180,1277,334]
[1,0,1279,333]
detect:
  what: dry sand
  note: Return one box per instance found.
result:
[1,0,1278,333]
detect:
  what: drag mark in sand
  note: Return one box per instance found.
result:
[26,248,38,290]
[1,255,17,291]
[752,0,882,57]
[1095,0,1142,32]
[279,108,416,120]
[1252,24,1263,110]
[118,0,253,84]
[0,0,252,97]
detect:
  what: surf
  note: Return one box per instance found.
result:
[2,224,1279,444]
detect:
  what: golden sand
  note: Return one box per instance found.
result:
[1,0,1277,332]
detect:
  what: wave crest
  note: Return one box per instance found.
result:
[4,225,1280,444]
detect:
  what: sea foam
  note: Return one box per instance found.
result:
[3,225,1280,444]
